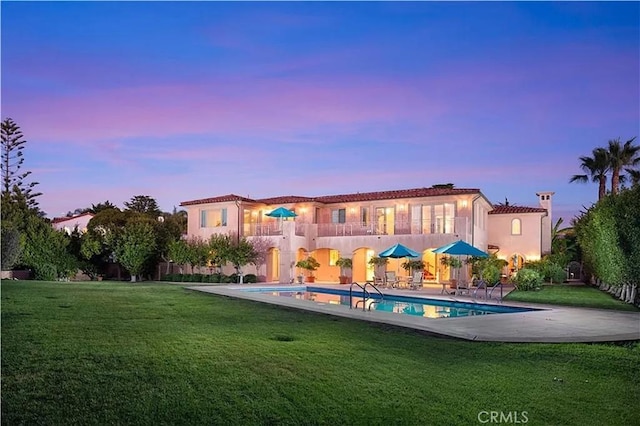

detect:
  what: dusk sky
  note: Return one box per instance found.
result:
[2,1,638,225]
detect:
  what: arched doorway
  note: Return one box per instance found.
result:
[508,253,525,277]
[266,247,280,282]
[352,247,375,282]
[422,249,438,282]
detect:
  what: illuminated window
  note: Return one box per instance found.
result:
[360,207,368,225]
[329,249,340,266]
[200,208,228,228]
[331,208,346,224]
[511,218,521,235]
[421,203,455,234]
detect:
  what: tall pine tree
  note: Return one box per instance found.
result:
[1,118,42,219]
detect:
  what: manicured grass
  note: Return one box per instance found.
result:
[505,284,640,311]
[2,281,639,425]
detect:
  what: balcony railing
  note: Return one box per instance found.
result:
[316,218,466,237]
[244,217,467,238]
[244,223,282,236]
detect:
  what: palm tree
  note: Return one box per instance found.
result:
[625,168,640,187]
[607,137,639,195]
[570,147,610,200]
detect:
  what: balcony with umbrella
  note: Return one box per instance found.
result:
[264,207,297,235]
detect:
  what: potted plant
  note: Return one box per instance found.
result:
[335,257,353,284]
[401,259,425,276]
[295,256,320,283]
[368,256,389,281]
[440,256,463,288]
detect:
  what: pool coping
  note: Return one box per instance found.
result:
[187,284,640,343]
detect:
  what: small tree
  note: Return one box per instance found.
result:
[208,234,231,273]
[401,259,424,275]
[186,236,210,274]
[336,257,353,284]
[168,239,190,274]
[228,233,258,280]
[368,256,388,278]
[249,235,273,280]
[114,221,157,282]
[296,257,320,278]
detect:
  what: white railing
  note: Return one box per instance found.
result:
[243,217,468,237]
[316,218,467,237]
[245,223,282,236]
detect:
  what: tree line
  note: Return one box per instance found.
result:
[570,136,639,305]
[1,117,272,281]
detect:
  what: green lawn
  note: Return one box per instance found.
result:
[505,284,640,311]
[2,281,639,425]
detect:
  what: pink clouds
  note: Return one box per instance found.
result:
[11,75,449,145]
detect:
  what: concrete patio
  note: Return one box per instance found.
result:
[187,282,640,343]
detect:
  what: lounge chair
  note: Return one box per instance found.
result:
[408,271,424,290]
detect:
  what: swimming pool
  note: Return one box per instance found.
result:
[240,286,537,319]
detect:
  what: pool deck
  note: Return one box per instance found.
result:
[187,282,640,343]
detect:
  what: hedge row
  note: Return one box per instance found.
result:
[162,273,258,284]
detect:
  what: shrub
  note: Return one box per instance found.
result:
[243,274,257,284]
[546,263,566,284]
[514,268,542,291]
[209,273,222,283]
[34,263,57,281]
[481,264,501,286]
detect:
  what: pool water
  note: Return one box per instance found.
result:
[241,286,536,319]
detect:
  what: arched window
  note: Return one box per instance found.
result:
[511,218,521,235]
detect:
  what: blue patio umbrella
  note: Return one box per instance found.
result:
[432,240,489,283]
[432,240,488,257]
[266,207,297,219]
[379,243,420,259]
[379,243,421,276]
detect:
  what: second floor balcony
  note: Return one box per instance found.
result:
[316,218,467,237]
[244,218,468,238]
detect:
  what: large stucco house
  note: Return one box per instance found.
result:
[180,187,554,284]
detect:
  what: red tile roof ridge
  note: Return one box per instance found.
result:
[489,205,547,214]
[181,187,482,206]
[180,194,257,206]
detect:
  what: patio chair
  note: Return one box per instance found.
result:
[455,280,471,297]
[385,271,399,288]
[409,271,424,290]
[372,274,385,288]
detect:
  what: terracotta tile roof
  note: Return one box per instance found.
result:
[255,195,316,204]
[489,205,547,215]
[51,212,94,224]
[180,194,256,206]
[181,187,482,207]
[314,187,480,203]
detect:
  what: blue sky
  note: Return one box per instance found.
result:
[2,1,638,224]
